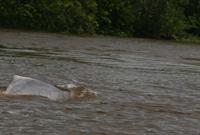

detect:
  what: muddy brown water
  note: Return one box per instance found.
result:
[0,31,200,135]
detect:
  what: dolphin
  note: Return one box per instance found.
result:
[4,75,97,101]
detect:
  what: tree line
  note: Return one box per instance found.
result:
[0,0,199,39]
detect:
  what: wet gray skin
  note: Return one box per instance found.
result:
[0,31,200,135]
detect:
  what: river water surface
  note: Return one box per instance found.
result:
[0,31,200,135]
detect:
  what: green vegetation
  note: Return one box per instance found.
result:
[0,0,199,41]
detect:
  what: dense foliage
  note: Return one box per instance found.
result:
[0,0,199,39]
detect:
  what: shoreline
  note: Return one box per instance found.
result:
[0,28,199,45]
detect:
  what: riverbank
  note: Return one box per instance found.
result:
[1,0,200,41]
[177,35,200,44]
[0,28,200,45]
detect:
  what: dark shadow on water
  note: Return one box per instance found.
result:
[180,57,200,66]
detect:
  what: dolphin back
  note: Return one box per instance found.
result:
[5,75,67,100]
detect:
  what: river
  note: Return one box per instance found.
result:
[0,31,200,135]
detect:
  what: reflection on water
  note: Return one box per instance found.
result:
[0,31,200,135]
